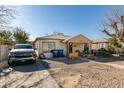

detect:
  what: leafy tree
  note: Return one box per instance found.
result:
[0,30,13,45]
[13,27,29,44]
[0,36,4,45]
[101,10,124,56]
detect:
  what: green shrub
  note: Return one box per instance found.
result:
[0,36,4,45]
[98,48,107,51]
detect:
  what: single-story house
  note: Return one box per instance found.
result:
[92,38,109,50]
[34,33,92,58]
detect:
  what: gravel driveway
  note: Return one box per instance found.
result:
[0,61,59,88]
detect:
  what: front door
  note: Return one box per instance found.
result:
[83,43,89,54]
[69,42,73,53]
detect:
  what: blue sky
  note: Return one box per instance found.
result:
[12,5,117,40]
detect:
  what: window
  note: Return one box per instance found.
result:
[99,43,106,48]
[42,42,55,52]
[14,44,33,49]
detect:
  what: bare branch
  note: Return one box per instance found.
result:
[100,8,124,55]
[100,27,113,37]
[0,5,16,29]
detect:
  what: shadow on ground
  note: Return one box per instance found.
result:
[11,57,124,73]
[91,56,124,63]
[12,61,47,72]
[44,57,90,65]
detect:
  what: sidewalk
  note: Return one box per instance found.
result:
[79,57,124,70]
[86,58,124,70]
[94,61,124,70]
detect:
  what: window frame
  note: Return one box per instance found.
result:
[42,42,56,52]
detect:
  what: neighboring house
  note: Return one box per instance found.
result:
[34,33,92,58]
[92,38,109,50]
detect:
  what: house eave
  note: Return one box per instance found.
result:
[34,37,65,43]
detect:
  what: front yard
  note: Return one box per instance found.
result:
[42,57,124,88]
[1,57,124,88]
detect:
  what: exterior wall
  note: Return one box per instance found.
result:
[34,35,92,58]
[92,43,99,50]
[92,42,109,50]
[89,43,92,53]
[35,39,67,58]
[35,40,41,55]
[72,43,92,53]
[72,43,84,52]
[67,35,92,53]
[68,35,91,43]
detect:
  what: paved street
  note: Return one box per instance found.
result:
[0,61,59,88]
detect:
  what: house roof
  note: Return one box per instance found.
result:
[92,38,108,43]
[34,33,91,43]
[34,33,70,43]
[62,34,91,43]
[40,34,70,40]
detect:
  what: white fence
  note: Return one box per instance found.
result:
[0,45,9,62]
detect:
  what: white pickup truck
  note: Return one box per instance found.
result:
[8,44,38,65]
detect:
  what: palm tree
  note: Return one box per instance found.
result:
[0,30,13,45]
[13,27,29,44]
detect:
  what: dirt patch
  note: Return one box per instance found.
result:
[59,74,81,88]
[49,68,62,75]
[45,58,124,88]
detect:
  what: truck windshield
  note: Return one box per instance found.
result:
[14,45,33,49]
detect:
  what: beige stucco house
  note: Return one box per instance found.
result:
[34,33,92,58]
[92,38,109,50]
